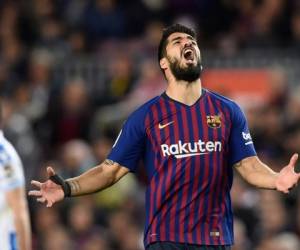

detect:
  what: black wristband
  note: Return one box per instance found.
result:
[49,174,71,197]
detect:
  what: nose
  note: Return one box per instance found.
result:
[183,39,193,47]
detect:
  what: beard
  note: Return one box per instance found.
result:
[168,56,202,82]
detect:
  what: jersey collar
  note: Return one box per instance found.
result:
[161,88,207,108]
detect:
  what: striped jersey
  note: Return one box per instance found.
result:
[108,89,256,247]
[0,130,25,250]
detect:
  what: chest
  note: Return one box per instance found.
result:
[146,102,231,158]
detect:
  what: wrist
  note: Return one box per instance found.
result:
[274,172,286,192]
[64,180,72,197]
[49,174,72,197]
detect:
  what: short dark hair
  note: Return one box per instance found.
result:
[158,23,196,64]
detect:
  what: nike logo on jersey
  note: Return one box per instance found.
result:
[158,121,174,129]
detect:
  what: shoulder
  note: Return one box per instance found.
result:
[205,89,239,108]
[205,89,243,114]
[0,135,22,169]
[0,139,10,165]
[126,95,161,124]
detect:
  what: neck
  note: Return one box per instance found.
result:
[165,78,202,106]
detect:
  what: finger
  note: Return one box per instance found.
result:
[37,197,46,203]
[289,153,298,168]
[46,200,53,208]
[31,180,42,188]
[47,166,55,177]
[28,190,42,197]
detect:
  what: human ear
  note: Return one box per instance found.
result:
[160,58,168,70]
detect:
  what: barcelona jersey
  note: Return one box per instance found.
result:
[108,89,256,247]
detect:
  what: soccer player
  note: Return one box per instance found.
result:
[29,24,300,250]
[0,103,32,250]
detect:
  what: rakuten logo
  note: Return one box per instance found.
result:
[161,140,222,159]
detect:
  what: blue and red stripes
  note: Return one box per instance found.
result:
[144,91,234,247]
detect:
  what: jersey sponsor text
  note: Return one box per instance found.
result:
[161,140,222,158]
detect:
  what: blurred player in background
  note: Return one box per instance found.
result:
[0,101,32,250]
[29,24,300,250]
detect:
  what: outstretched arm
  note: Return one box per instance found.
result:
[235,153,299,193]
[29,159,129,207]
[65,159,129,196]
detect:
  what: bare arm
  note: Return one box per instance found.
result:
[234,156,278,189]
[66,159,130,196]
[235,154,300,193]
[29,159,130,207]
[6,187,32,250]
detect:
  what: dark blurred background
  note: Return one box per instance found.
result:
[0,0,300,249]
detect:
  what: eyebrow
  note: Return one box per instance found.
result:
[170,35,195,43]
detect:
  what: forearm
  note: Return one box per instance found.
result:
[245,164,278,189]
[13,208,32,250]
[8,188,32,250]
[235,157,279,189]
[66,159,129,196]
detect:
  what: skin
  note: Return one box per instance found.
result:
[1,109,31,250]
[29,32,300,207]
[161,32,202,106]
[6,187,32,250]
[29,160,129,207]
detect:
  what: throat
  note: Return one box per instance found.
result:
[165,81,203,106]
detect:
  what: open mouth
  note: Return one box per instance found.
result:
[183,48,195,61]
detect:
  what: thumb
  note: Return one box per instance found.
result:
[288,153,298,168]
[46,166,56,178]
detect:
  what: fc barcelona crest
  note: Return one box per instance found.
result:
[206,115,221,128]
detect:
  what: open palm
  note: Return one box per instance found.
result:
[276,153,300,193]
[28,167,64,207]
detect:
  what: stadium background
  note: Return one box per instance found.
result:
[0,0,300,249]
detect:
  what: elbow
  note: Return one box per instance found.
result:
[104,169,119,187]
[107,175,116,186]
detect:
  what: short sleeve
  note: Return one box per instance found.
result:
[0,149,24,191]
[107,113,146,172]
[228,103,257,166]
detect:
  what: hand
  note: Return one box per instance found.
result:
[28,167,65,207]
[275,153,300,193]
